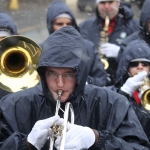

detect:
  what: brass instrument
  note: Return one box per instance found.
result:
[0,35,41,92]
[98,15,109,70]
[140,77,150,110]
[49,90,74,150]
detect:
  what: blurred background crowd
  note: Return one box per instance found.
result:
[0,0,143,43]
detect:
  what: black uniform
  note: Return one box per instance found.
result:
[0,26,149,150]
[79,2,139,84]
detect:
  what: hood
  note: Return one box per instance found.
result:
[46,0,79,34]
[0,12,17,35]
[37,26,89,104]
[96,2,134,20]
[139,0,150,33]
[116,39,150,87]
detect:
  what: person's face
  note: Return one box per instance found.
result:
[128,61,150,77]
[97,1,120,20]
[45,67,77,102]
[0,36,6,41]
[146,21,150,35]
[52,18,72,32]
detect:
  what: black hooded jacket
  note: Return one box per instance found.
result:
[0,12,18,99]
[0,12,17,35]
[118,0,150,61]
[0,26,149,150]
[111,39,150,141]
[43,0,108,87]
[79,2,139,84]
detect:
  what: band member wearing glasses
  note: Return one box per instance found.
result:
[111,39,150,141]
[40,0,109,87]
[0,26,149,150]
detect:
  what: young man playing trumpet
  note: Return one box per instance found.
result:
[113,39,150,141]
[0,26,149,150]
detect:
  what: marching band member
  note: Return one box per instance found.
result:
[111,39,150,141]
[79,0,139,85]
[0,12,18,99]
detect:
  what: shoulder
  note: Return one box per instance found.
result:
[79,17,97,28]
[84,85,129,105]
[0,83,43,108]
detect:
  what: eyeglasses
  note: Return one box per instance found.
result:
[45,71,76,80]
[129,61,150,67]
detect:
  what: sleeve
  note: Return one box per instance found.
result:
[0,132,28,150]
[91,95,150,150]
[86,44,109,86]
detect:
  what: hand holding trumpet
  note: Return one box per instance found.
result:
[27,115,63,150]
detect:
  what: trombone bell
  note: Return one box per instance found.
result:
[140,77,150,111]
[0,35,41,92]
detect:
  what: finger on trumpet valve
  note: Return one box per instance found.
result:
[52,123,63,137]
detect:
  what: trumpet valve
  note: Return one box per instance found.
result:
[52,123,62,137]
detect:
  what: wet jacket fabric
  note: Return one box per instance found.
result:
[111,39,150,141]
[0,26,150,150]
[45,0,108,86]
[79,2,139,84]
[0,13,18,99]
[118,0,150,61]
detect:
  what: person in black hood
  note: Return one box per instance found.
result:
[112,39,150,141]
[0,12,18,99]
[118,0,150,61]
[0,26,149,150]
[79,0,139,85]
[0,12,17,40]
[41,0,109,87]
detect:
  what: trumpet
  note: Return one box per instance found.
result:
[140,77,150,111]
[98,15,109,70]
[49,90,74,150]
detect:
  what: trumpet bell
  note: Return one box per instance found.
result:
[0,35,41,92]
[141,89,150,111]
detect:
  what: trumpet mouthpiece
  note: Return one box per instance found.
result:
[57,90,63,96]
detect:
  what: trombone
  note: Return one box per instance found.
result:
[49,90,74,150]
[0,35,41,92]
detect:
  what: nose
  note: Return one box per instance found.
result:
[137,63,144,69]
[62,24,67,27]
[57,75,65,87]
[104,2,110,9]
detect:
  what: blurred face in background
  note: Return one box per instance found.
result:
[0,36,5,41]
[97,1,120,20]
[52,18,72,31]
[146,20,150,35]
[128,61,150,77]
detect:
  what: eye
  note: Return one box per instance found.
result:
[66,73,76,77]
[46,71,55,76]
